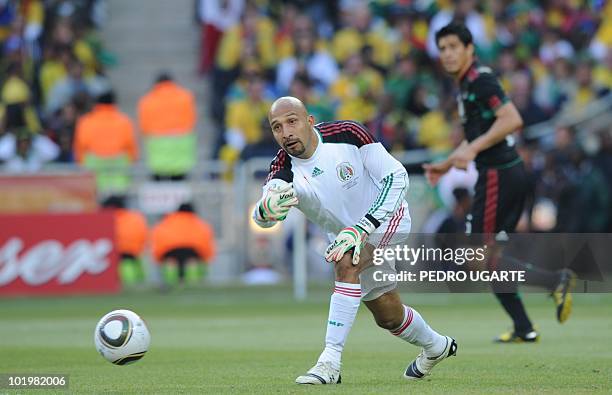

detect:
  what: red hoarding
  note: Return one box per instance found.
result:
[0,212,120,296]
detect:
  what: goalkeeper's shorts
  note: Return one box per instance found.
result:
[359,211,411,301]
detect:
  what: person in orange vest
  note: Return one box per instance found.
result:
[102,196,149,286]
[150,202,216,286]
[73,91,138,163]
[73,91,138,194]
[137,73,197,180]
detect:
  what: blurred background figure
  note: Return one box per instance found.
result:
[436,187,472,234]
[275,14,338,95]
[151,203,216,287]
[330,51,383,122]
[0,127,59,172]
[241,236,283,285]
[197,0,245,75]
[288,73,334,122]
[219,73,271,177]
[73,91,137,196]
[137,73,197,181]
[45,58,93,115]
[102,195,148,286]
[509,71,549,128]
[2,62,42,133]
[426,0,490,58]
[332,3,394,71]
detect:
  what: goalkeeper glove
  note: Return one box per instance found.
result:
[257,181,299,222]
[325,217,377,265]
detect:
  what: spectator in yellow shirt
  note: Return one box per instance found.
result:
[220,75,272,177]
[225,75,272,148]
[566,58,608,111]
[329,52,384,123]
[332,4,395,70]
[593,48,612,90]
[39,45,70,106]
[215,3,276,72]
[1,62,41,133]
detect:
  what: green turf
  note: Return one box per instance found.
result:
[0,287,611,394]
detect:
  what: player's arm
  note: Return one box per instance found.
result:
[360,143,409,227]
[448,73,522,170]
[325,123,408,265]
[252,150,298,228]
[462,103,522,157]
[423,73,522,184]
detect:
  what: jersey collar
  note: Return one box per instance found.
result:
[458,60,478,83]
[288,127,322,164]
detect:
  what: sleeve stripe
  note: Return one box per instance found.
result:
[265,149,287,184]
[373,175,392,211]
[368,175,391,213]
[321,121,375,145]
[375,176,392,213]
[347,122,375,144]
[488,95,503,110]
[368,174,393,215]
[322,127,367,145]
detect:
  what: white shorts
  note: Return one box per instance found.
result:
[368,204,411,248]
[359,254,399,301]
[360,210,411,301]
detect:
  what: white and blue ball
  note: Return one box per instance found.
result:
[94,309,150,365]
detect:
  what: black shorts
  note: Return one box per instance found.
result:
[468,162,527,234]
[162,248,200,264]
[162,247,200,279]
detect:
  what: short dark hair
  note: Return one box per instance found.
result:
[292,73,312,87]
[452,187,470,204]
[435,22,473,48]
[178,203,195,213]
[156,72,173,83]
[97,91,116,104]
[102,195,125,209]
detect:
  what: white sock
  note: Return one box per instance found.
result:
[316,281,361,370]
[390,304,446,356]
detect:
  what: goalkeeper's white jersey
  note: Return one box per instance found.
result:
[253,120,411,247]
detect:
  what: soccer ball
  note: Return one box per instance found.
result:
[94,309,151,365]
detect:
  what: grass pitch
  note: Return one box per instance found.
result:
[0,286,610,394]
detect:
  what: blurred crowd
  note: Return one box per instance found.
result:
[0,0,112,171]
[0,1,201,195]
[200,0,612,232]
[202,0,611,159]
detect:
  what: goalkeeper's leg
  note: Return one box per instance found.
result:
[362,290,457,380]
[359,250,457,380]
[295,250,362,384]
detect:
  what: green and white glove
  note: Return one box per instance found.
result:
[325,217,377,265]
[257,181,299,222]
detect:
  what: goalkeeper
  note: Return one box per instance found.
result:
[252,97,457,384]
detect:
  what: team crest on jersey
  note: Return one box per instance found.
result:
[336,162,355,182]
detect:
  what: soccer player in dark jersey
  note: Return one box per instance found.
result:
[424,22,575,343]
